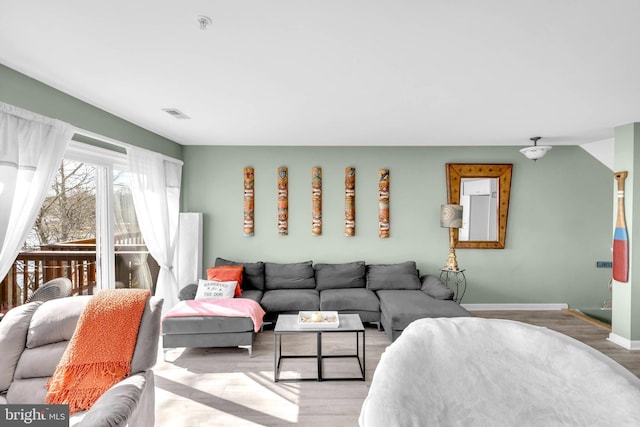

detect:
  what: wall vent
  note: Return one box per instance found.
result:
[162,108,190,119]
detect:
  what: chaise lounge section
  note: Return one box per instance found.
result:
[367,262,473,341]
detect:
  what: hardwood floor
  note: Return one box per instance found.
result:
[154,311,640,426]
[154,325,389,427]
[473,310,640,378]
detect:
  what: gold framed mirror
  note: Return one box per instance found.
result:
[446,163,513,249]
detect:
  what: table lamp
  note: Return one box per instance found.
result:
[440,204,463,271]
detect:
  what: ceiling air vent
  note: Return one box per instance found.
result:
[162,108,190,119]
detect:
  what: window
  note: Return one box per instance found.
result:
[113,169,158,291]
[1,140,157,307]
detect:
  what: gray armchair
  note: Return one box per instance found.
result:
[0,294,163,426]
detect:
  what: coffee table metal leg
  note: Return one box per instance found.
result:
[362,330,366,379]
[317,332,323,381]
[274,333,278,382]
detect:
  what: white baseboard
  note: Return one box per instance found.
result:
[607,333,640,350]
[462,303,569,311]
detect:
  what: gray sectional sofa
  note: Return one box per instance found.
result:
[179,258,471,342]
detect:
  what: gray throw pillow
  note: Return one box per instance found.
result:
[420,275,454,300]
[366,261,421,291]
[265,261,315,290]
[178,283,198,300]
[315,261,366,290]
[215,257,265,290]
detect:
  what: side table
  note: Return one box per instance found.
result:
[440,269,467,303]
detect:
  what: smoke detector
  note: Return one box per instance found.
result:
[197,15,212,30]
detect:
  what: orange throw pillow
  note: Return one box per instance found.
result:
[207,265,244,296]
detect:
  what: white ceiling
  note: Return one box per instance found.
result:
[1,1,639,148]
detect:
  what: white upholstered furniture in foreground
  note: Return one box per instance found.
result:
[360,317,640,426]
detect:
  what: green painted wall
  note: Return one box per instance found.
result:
[612,123,640,340]
[183,145,613,308]
[0,64,182,159]
[1,64,616,307]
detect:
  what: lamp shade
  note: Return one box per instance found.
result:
[440,204,463,228]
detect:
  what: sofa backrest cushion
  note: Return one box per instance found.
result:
[10,298,88,404]
[215,257,265,291]
[265,261,315,290]
[0,301,42,392]
[27,296,89,349]
[131,296,163,373]
[366,261,421,291]
[315,261,366,290]
[15,342,67,380]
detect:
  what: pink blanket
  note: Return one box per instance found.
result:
[163,298,265,332]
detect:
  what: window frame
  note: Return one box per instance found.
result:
[64,140,129,290]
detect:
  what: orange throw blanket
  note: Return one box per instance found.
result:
[46,289,150,413]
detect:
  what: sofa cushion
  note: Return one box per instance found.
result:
[239,289,263,303]
[420,275,455,300]
[215,258,265,291]
[265,261,315,290]
[15,342,67,380]
[0,301,42,392]
[27,296,89,349]
[162,316,254,335]
[260,289,319,312]
[377,290,472,331]
[315,261,366,290]
[7,377,49,404]
[366,261,421,291]
[130,296,163,374]
[320,288,380,312]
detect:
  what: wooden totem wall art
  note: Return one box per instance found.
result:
[344,167,356,236]
[312,167,322,236]
[277,167,288,236]
[243,167,254,237]
[378,169,390,238]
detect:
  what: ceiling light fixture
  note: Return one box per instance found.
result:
[197,15,212,31]
[520,136,551,161]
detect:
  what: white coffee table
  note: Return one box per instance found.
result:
[273,313,365,382]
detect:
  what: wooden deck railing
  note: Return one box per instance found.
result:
[0,236,157,312]
[1,250,97,309]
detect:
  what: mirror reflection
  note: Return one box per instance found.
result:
[446,163,513,249]
[459,178,498,241]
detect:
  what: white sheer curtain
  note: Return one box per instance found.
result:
[127,147,182,314]
[113,189,152,290]
[0,102,74,282]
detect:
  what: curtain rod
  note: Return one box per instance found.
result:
[73,127,184,166]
